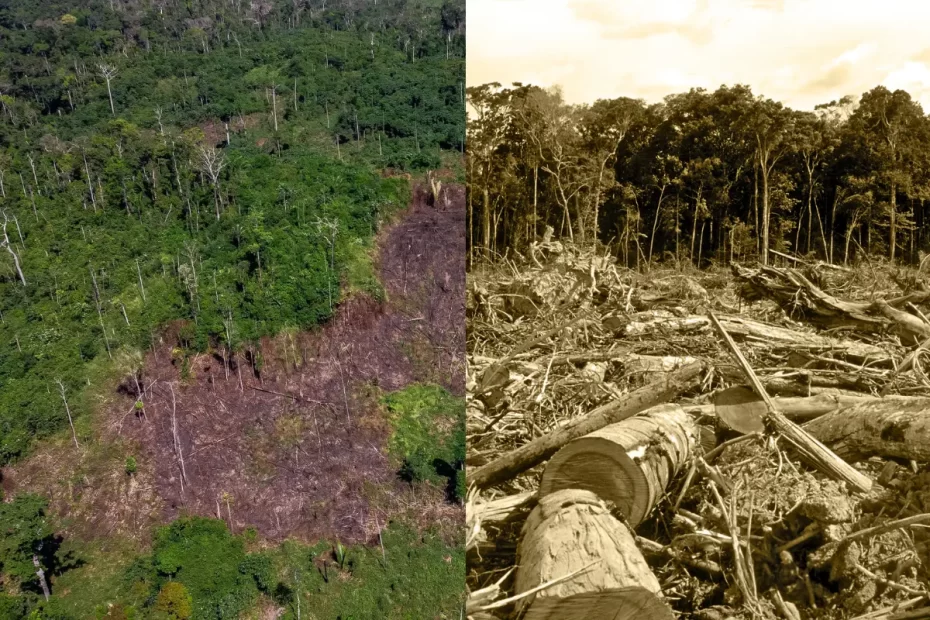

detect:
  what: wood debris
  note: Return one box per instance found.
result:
[467,247,930,619]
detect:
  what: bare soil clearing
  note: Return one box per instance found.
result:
[5,183,465,546]
[466,244,930,620]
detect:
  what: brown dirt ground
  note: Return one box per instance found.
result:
[4,182,465,546]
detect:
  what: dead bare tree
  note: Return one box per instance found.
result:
[169,383,188,493]
[154,106,164,136]
[33,555,50,601]
[312,215,339,312]
[89,267,112,359]
[1,209,26,285]
[97,63,118,116]
[198,145,227,220]
[269,83,279,132]
[55,379,80,449]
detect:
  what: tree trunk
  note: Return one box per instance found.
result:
[106,79,115,116]
[514,489,674,620]
[648,184,666,265]
[539,404,698,527]
[803,397,930,463]
[482,186,491,258]
[761,163,770,265]
[690,186,702,266]
[591,154,611,249]
[533,166,538,240]
[813,195,829,262]
[890,179,896,261]
[804,165,814,255]
[33,555,50,601]
[753,160,759,255]
[468,361,703,489]
[697,220,706,267]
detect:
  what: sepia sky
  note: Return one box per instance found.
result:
[467,0,930,111]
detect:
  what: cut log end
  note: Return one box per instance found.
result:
[539,437,650,524]
[538,404,698,527]
[523,588,675,620]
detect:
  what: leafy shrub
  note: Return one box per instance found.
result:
[155,582,192,620]
[127,517,272,619]
[0,494,57,588]
[382,384,465,499]
[0,594,28,619]
[124,456,137,475]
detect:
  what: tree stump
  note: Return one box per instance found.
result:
[514,489,674,620]
[538,404,698,527]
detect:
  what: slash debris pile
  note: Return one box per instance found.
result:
[466,243,930,620]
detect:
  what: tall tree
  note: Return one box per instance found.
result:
[743,97,795,264]
[847,86,924,261]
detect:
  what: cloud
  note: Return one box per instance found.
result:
[467,0,930,111]
[569,0,715,44]
[804,64,853,93]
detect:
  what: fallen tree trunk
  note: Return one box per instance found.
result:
[803,397,930,463]
[468,361,704,489]
[514,489,675,620]
[466,491,537,554]
[606,310,890,363]
[538,404,698,527]
[733,264,930,345]
[709,312,873,493]
[682,391,894,423]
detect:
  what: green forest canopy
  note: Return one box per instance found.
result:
[467,82,930,268]
[0,0,464,464]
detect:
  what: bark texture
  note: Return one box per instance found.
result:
[538,404,698,527]
[468,361,703,489]
[514,489,674,620]
[803,397,930,463]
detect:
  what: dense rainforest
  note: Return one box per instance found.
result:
[466,82,930,268]
[0,0,465,616]
[0,0,464,463]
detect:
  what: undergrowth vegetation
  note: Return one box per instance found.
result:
[0,0,463,466]
[0,0,465,615]
[383,383,466,500]
[4,517,463,619]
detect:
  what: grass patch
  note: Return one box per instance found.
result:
[41,538,142,619]
[1,518,463,620]
[269,523,464,619]
[382,384,465,501]
[343,237,386,302]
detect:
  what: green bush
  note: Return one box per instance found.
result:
[124,517,272,619]
[271,523,465,619]
[155,582,192,620]
[124,456,137,475]
[0,594,29,620]
[382,384,465,499]
[0,494,57,588]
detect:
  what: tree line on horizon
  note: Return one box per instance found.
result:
[466,81,930,268]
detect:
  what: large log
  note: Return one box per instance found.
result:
[681,391,896,423]
[803,397,930,463]
[733,263,930,345]
[514,489,674,620]
[538,404,698,527]
[708,312,873,493]
[605,310,889,363]
[468,361,704,489]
